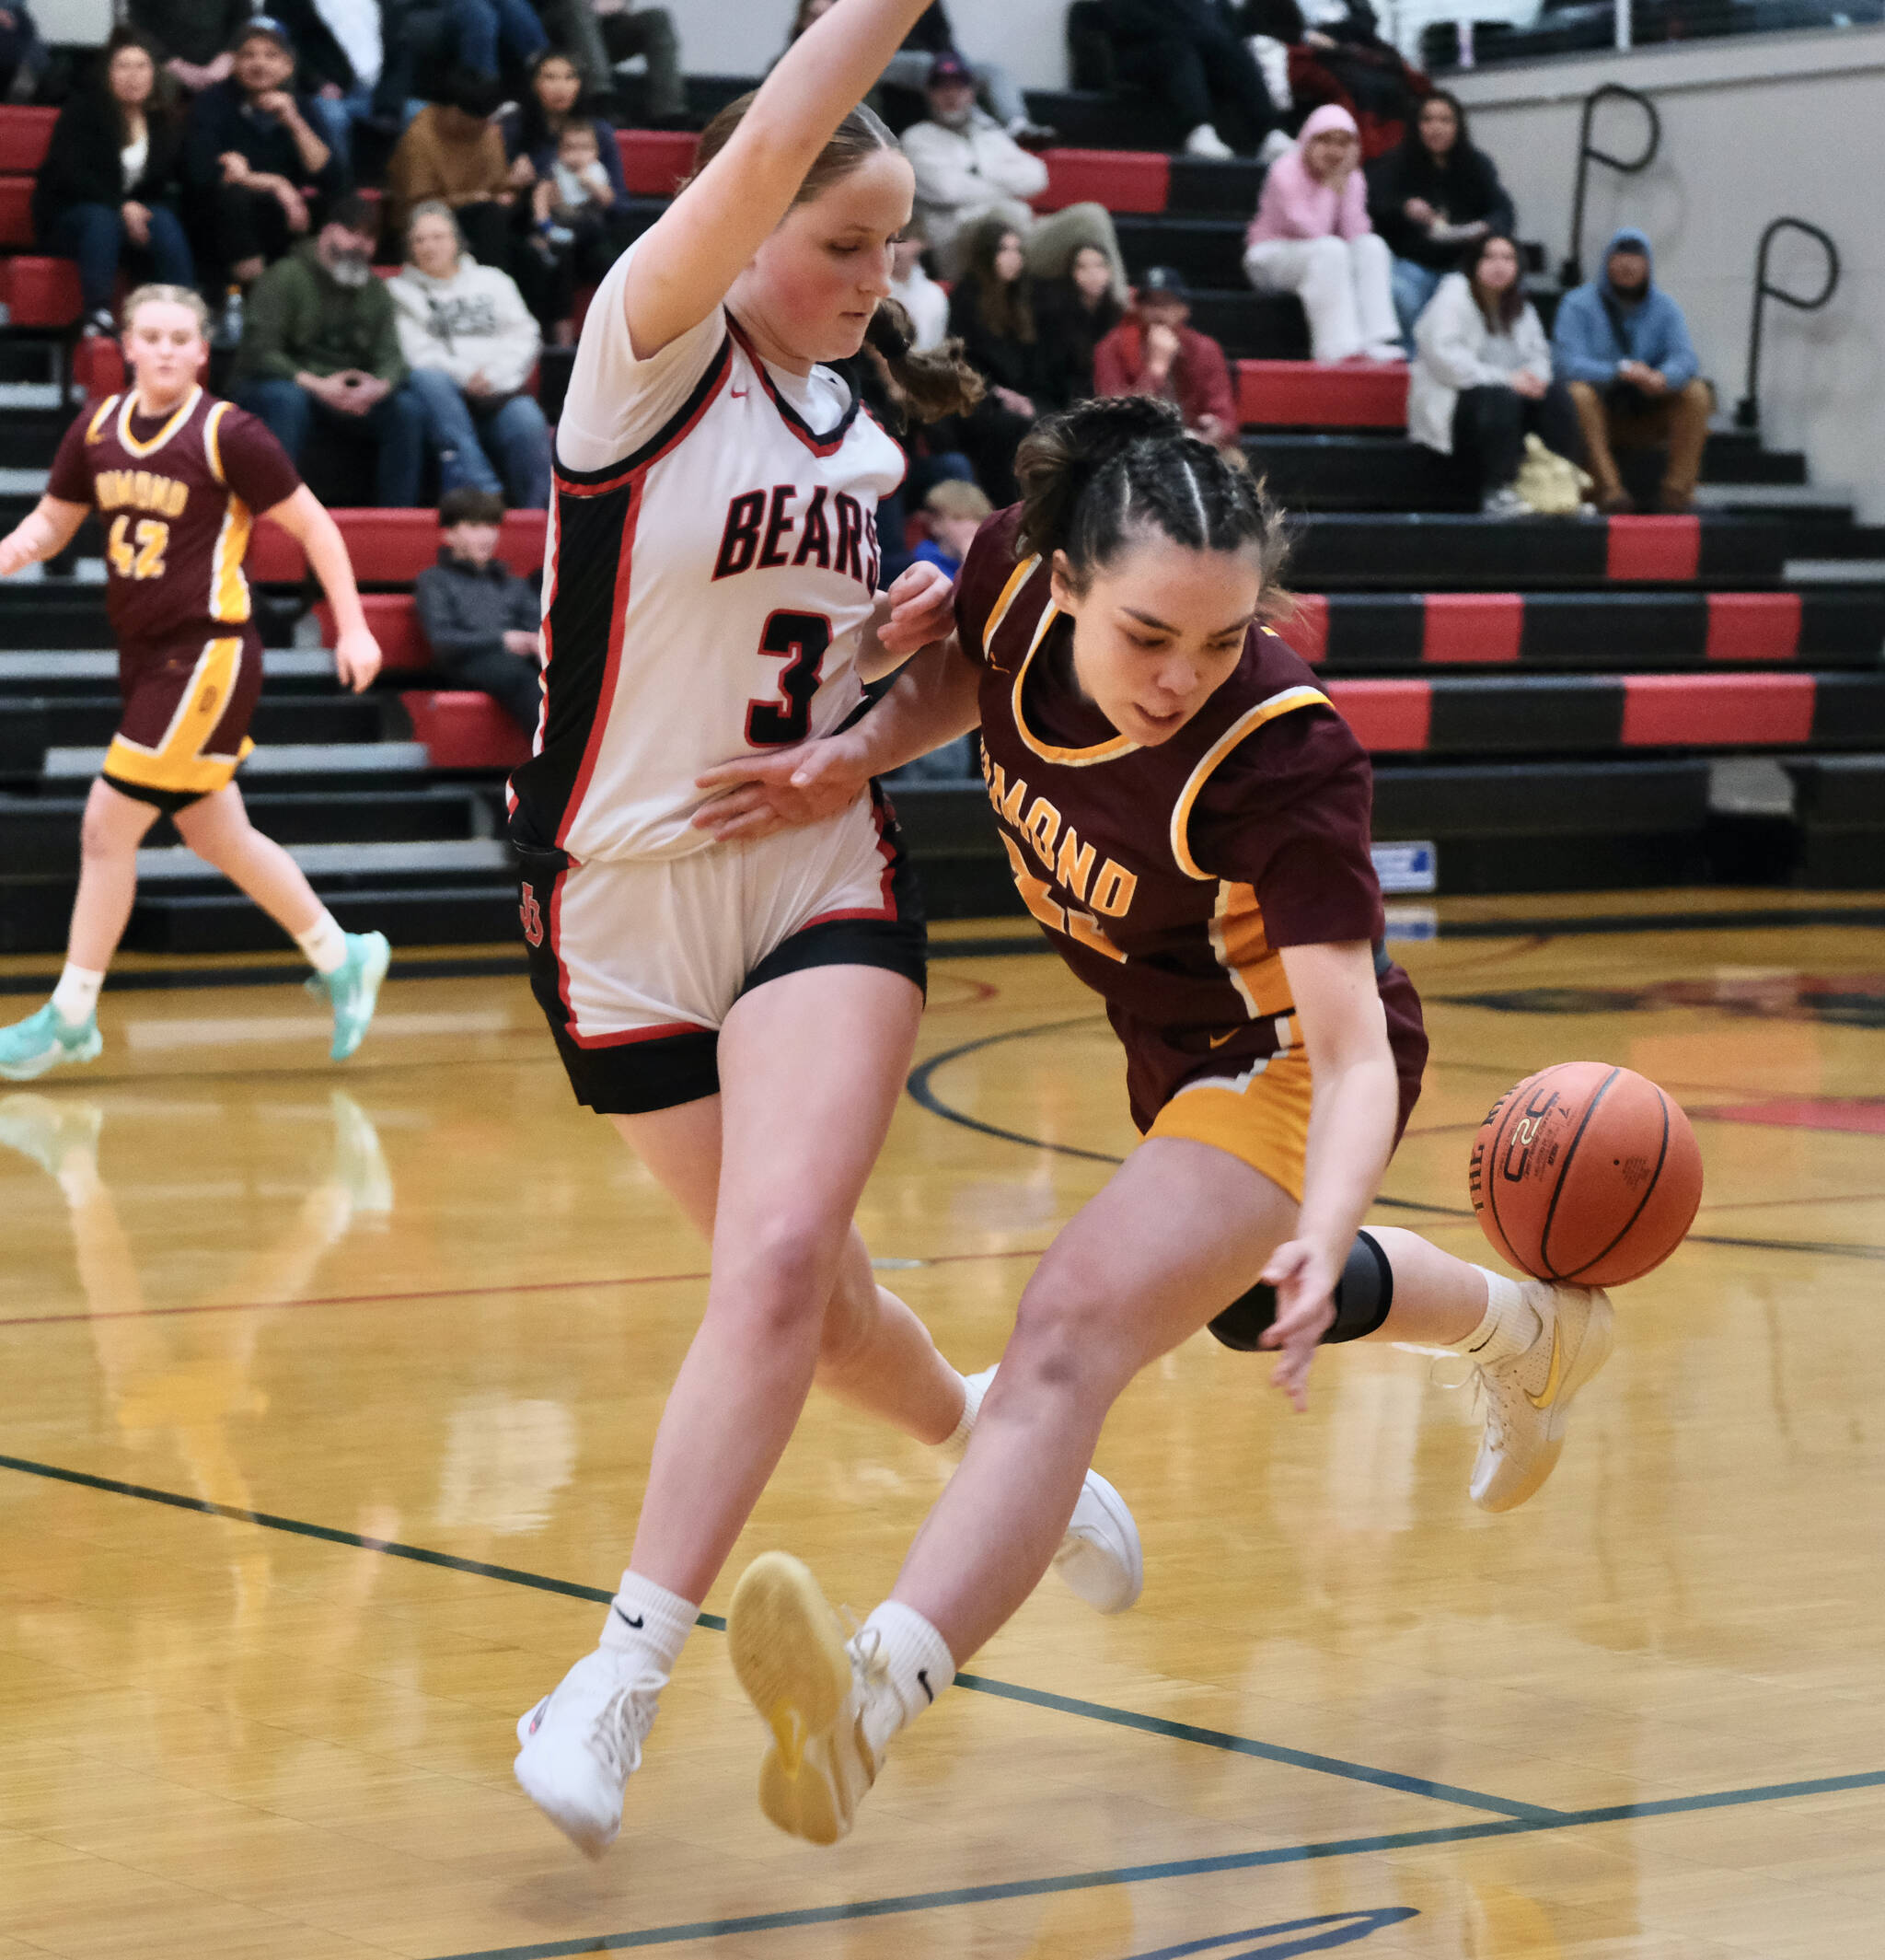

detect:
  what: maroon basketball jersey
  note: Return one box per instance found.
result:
[954,506,1392,1093]
[47,386,301,664]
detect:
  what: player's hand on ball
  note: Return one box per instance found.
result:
[333,627,382,693]
[692,735,870,843]
[1257,1237,1340,1410]
[878,561,955,658]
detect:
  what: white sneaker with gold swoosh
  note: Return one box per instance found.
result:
[1470,1282,1613,1513]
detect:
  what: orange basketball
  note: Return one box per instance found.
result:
[1469,1061,1703,1285]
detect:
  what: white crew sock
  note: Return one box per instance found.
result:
[49,963,104,1029]
[295,910,348,977]
[597,1570,698,1676]
[1448,1268,1544,1367]
[940,1368,986,1456]
[861,1599,954,1743]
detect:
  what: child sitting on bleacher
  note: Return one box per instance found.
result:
[412,486,543,732]
[526,118,621,345]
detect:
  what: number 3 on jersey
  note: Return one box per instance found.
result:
[746,609,830,748]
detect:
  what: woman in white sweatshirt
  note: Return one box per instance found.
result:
[1407,232,1579,516]
[389,202,552,509]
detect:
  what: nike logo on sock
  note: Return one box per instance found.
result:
[917,1668,934,1704]
[612,1606,645,1630]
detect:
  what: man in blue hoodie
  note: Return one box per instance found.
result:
[1552,226,1710,514]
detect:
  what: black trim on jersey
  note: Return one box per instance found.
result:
[550,332,734,489]
[725,316,861,458]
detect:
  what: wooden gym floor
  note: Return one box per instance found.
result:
[3,890,1884,1959]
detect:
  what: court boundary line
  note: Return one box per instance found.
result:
[0,1450,1548,1822]
[905,1022,1885,1261]
[409,1768,1885,1960]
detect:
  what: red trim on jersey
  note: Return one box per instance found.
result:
[724,316,859,458]
[799,790,900,927]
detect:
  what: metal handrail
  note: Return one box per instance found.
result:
[1734,218,1840,433]
[1559,84,1661,288]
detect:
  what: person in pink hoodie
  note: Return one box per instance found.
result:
[1243,104,1401,365]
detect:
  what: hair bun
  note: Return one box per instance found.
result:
[1013,398,1183,562]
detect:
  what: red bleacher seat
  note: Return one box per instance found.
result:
[317,593,432,671]
[1238,360,1407,429]
[1324,678,1431,751]
[0,176,32,248]
[331,507,547,583]
[0,105,56,174]
[402,689,531,768]
[0,254,80,328]
[618,128,696,197]
[1035,149,1170,216]
[71,336,125,399]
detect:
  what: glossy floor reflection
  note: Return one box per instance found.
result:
[3,895,1883,1959]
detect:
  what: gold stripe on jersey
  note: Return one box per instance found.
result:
[85,395,120,443]
[1167,685,1331,880]
[203,400,230,483]
[115,385,202,460]
[102,635,253,794]
[980,553,1041,667]
[1012,609,1141,767]
[210,495,253,623]
[1148,1043,1314,1200]
[1210,880,1293,1019]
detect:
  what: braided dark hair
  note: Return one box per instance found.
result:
[1017,398,1292,614]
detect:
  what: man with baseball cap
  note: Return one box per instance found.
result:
[1093,265,1243,458]
[182,15,342,287]
[904,48,1126,292]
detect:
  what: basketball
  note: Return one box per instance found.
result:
[1469,1061,1704,1285]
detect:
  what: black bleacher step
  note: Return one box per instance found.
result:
[0,649,343,699]
[1701,443,1809,486]
[1115,213,1247,290]
[685,74,758,121]
[1165,157,1266,216]
[125,881,522,954]
[6,408,74,470]
[1186,289,1309,360]
[1311,590,1885,669]
[1787,756,1885,887]
[0,586,110,644]
[0,341,59,384]
[1023,87,1189,152]
[36,694,390,748]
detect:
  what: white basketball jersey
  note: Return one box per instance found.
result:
[509,247,907,864]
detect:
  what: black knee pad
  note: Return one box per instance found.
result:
[1207,1230,1394,1351]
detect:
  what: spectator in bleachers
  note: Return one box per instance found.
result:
[1552,226,1709,516]
[231,192,427,505]
[881,4,1052,143]
[413,486,544,731]
[1366,91,1514,350]
[547,0,684,124]
[501,50,628,207]
[391,202,550,508]
[0,0,48,102]
[1248,0,1425,155]
[183,17,342,290]
[946,217,1050,504]
[1093,265,1241,457]
[1243,104,1400,364]
[1099,0,1283,160]
[270,0,389,174]
[911,477,992,577]
[387,68,517,273]
[889,221,950,353]
[903,51,1127,291]
[1409,232,1577,517]
[33,28,195,336]
[521,117,629,344]
[430,0,546,86]
[1035,240,1123,407]
[127,0,246,96]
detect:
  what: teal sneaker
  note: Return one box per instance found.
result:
[0,1003,103,1082]
[306,932,391,1061]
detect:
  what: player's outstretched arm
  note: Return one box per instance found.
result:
[624,0,934,360]
[1259,939,1402,1409]
[0,496,89,578]
[692,632,984,844]
[263,485,382,694]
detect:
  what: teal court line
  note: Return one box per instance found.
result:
[0,1452,1543,1820]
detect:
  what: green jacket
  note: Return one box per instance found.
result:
[229,242,408,390]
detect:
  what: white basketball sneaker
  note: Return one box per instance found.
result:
[1470,1282,1614,1513]
[963,1366,1144,1613]
[514,1648,666,1857]
[728,1552,907,1847]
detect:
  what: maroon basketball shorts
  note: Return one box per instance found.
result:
[101,630,264,814]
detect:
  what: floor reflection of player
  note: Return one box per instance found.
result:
[0,285,390,1083]
[0,1090,391,1633]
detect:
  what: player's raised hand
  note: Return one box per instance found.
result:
[1256,1237,1340,1411]
[691,733,871,843]
[333,626,382,693]
[877,560,955,658]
